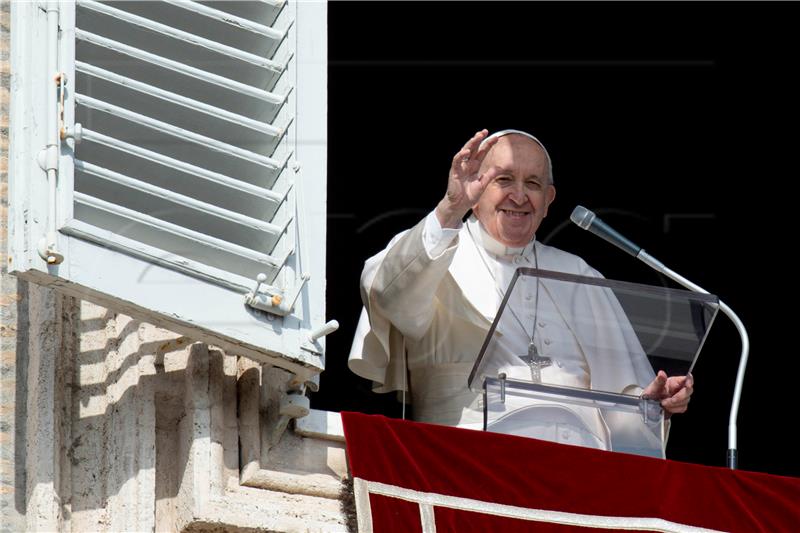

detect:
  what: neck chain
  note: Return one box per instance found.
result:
[466,221,552,381]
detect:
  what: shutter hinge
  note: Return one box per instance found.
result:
[270,388,311,448]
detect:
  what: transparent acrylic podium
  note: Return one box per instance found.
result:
[467,268,719,458]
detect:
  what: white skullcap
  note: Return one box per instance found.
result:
[480,129,554,183]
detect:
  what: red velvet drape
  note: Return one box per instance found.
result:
[343,412,800,532]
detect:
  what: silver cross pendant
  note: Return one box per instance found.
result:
[519,342,552,383]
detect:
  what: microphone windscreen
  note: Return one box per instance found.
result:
[570,205,595,230]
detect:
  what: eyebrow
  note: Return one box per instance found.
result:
[494,167,544,181]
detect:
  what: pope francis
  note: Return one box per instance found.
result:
[348,129,693,455]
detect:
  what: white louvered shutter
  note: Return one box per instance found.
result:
[8,0,329,384]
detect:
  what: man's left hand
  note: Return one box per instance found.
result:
[642,370,694,418]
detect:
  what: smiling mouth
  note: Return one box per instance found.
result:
[499,209,531,218]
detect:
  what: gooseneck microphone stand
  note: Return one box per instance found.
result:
[571,206,749,469]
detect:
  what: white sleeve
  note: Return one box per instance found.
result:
[422,210,461,259]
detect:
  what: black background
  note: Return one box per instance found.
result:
[315,1,800,478]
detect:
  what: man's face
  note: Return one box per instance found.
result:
[473,135,556,248]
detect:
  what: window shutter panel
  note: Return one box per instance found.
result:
[8,0,330,384]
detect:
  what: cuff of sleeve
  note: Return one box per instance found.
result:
[622,384,644,397]
[423,210,461,259]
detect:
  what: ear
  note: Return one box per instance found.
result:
[543,184,556,216]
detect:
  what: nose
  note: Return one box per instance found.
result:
[508,182,527,204]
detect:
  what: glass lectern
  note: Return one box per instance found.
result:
[468,268,719,458]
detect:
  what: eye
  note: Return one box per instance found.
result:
[495,176,512,185]
[525,179,542,189]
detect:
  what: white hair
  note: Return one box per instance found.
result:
[480,129,554,183]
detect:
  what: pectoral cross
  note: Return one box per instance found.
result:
[519,342,551,383]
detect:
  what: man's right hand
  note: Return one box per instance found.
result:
[435,129,501,228]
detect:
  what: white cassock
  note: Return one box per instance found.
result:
[349,212,665,457]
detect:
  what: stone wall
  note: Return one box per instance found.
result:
[2,292,348,532]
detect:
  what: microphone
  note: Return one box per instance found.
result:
[570,206,641,257]
[570,204,750,470]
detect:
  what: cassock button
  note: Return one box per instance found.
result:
[538,321,546,328]
[544,339,552,345]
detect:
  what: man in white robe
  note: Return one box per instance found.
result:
[348,129,693,454]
